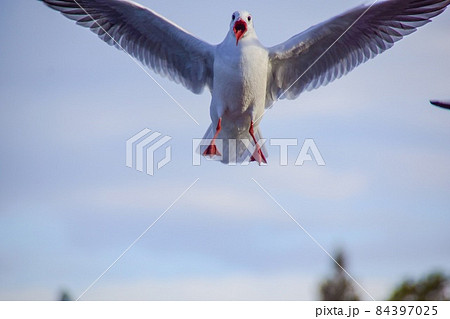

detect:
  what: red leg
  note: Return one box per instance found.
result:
[203,118,222,157]
[249,121,267,164]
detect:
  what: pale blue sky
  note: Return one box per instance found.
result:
[1,0,449,300]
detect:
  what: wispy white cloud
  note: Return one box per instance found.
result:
[80,273,319,300]
[257,165,368,200]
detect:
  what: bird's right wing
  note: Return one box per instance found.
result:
[42,0,215,94]
[266,0,450,106]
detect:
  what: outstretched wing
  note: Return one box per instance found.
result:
[266,0,450,106]
[42,0,215,94]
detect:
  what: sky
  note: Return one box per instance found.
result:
[0,0,449,300]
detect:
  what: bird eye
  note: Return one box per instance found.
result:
[248,16,252,21]
[232,14,235,20]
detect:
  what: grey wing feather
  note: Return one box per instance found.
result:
[267,0,450,106]
[42,0,215,94]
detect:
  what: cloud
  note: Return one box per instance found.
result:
[60,177,286,222]
[81,272,319,300]
[256,165,368,200]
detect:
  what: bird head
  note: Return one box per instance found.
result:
[230,11,253,46]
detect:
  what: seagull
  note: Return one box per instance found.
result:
[41,0,450,164]
[430,100,450,110]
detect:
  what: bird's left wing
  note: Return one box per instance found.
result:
[42,0,215,94]
[266,0,450,106]
[430,100,450,109]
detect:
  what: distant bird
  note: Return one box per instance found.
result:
[41,0,450,164]
[430,100,450,110]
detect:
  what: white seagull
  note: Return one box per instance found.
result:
[42,0,450,164]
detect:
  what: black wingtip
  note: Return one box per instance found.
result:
[430,100,450,110]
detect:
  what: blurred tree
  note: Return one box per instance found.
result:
[59,289,73,301]
[389,272,449,301]
[319,251,360,301]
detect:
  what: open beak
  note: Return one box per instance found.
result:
[233,19,247,46]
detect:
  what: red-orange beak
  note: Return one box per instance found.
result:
[233,19,247,46]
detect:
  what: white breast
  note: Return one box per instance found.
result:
[211,39,269,127]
